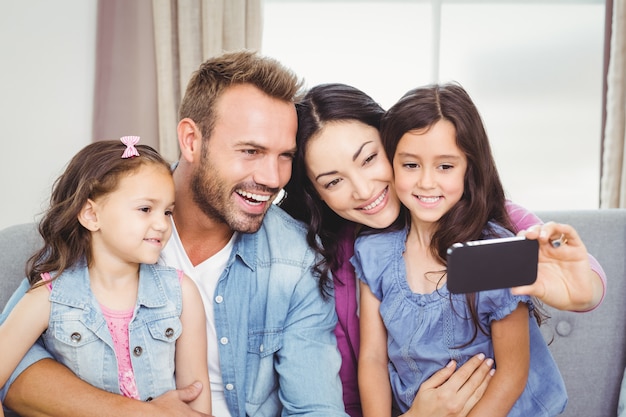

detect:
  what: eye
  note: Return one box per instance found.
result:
[242,149,259,156]
[363,153,377,165]
[165,209,173,217]
[403,162,419,169]
[281,151,296,161]
[324,178,342,189]
[139,207,151,213]
[439,164,454,170]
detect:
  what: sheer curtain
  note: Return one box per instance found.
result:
[152,0,263,162]
[600,0,626,208]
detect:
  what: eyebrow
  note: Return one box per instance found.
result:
[315,140,374,181]
[315,170,338,181]
[396,152,463,160]
[353,141,373,161]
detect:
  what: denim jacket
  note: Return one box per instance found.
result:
[2,205,348,417]
[2,262,182,401]
[43,262,182,400]
[212,205,346,416]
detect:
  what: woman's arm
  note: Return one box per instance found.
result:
[400,354,494,417]
[359,281,393,417]
[467,303,530,417]
[176,275,212,415]
[505,200,605,311]
[513,222,604,311]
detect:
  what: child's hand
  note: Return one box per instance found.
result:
[512,222,603,311]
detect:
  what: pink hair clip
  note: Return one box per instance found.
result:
[120,136,140,158]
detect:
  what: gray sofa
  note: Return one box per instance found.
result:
[1,210,626,416]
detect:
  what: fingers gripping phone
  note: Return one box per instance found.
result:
[446,236,539,294]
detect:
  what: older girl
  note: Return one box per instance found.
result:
[282,83,604,417]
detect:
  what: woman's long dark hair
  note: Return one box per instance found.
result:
[27,140,172,287]
[381,82,542,343]
[281,83,385,298]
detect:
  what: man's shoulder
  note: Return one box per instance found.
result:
[251,205,312,258]
[261,204,308,236]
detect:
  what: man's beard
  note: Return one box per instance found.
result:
[190,156,270,234]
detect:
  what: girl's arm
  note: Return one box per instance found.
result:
[358,281,393,417]
[466,302,530,417]
[0,285,50,388]
[176,275,212,415]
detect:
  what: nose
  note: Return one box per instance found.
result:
[351,176,372,200]
[153,213,170,232]
[253,157,286,190]
[418,168,436,189]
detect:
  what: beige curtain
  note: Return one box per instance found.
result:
[600,0,626,208]
[152,0,263,162]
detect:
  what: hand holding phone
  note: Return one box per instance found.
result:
[446,236,539,294]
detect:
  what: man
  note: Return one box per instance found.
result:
[2,51,347,417]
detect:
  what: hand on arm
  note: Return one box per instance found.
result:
[466,303,529,417]
[358,281,393,417]
[176,275,212,415]
[400,354,494,417]
[513,222,604,311]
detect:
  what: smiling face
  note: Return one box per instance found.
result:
[87,164,175,267]
[190,84,298,233]
[304,120,401,229]
[393,119,467,227]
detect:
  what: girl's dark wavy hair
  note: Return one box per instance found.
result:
[281,83,385,298]
[380,82,544,344]
[26,140,172,288]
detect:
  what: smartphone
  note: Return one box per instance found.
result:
[446,236,538,294]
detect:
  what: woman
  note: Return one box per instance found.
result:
[281,83,605,417]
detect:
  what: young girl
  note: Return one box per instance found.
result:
[352,83,567,417]
[0,137,211,416]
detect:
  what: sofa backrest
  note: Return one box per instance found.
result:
[0,223,41,310]
[535,209,626,417]
[1,210,625,416]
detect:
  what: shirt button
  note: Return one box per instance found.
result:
[215,295,223,303]
[225,383,234,391]
[70,332,82,342]
[165,328,174,338]
[133,346,143,356]
[259,344,264,353]
[220,337,229,345]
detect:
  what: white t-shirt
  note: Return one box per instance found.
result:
[160,221,236,417]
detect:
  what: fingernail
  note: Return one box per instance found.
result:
[477,353,485,360]
[486,358,494,367]
[490,369,496,376]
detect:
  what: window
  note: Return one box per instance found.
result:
[263,0,605,210]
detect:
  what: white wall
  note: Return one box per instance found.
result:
[0,0,97,230]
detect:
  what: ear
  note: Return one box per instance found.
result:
[177,118,203,163]
[78,199,100,232]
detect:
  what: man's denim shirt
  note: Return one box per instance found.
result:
[1,263,182,401]
[1,205,348,417]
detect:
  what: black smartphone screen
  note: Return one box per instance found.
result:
[446,236,539,294]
